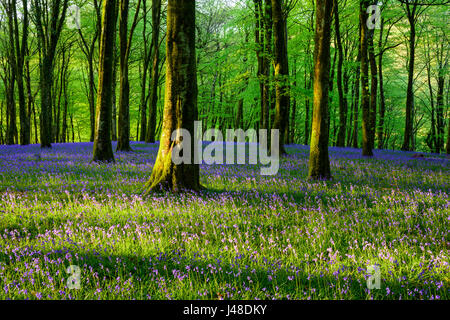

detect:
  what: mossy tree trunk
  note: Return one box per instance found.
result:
[93,0,118,163]
[271,0,289,155]
[145,0,200,192]
[308,0,333,180]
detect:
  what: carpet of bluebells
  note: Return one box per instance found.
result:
[0,142,448,300]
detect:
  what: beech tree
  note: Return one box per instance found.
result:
[93,0,118,162]
[308,0,333,180]
[145,0,162,144]
[31,0,69,149]
[271,0,291,155]
[360,0,373,157]
[117,0,141,152]
[144,0,200,192]
[2,0,30,145]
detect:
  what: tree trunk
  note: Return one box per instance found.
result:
[145,0,200,192]
[402,9,416,151]
[146,0,162,143]
[93,0,118,162]
[368,23,378,151]
[12,0,30,145]
[138,0,150,141]
[117,0,132,151]
[271,0,289,155]
[308,0,333,180]
[335,0,347,147]
[32,0,69,149]
[360,0,372,156]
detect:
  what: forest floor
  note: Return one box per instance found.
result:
[0,142,448,300]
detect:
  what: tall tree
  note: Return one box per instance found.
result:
[271,0,290,155]
[144,0,200,192]
[77,0,101,142]
[367,3,378,152]
[334,0,348,147]
[137,0,151,142]
[398,0,443,151]
[308,0,333,180]
[93,0,118,162]
[31,0,69,148]
[360,0,372,156]
[117,0,141,151]
[3,0,30,145]
[145,0,162,143]
[253,0,272,132]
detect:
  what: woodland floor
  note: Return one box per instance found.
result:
[0,142,448,299]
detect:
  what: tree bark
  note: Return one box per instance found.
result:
[145,0,200,192]
[368,20,378,151]
[360,0,372,156]
[93,0,118,162]
[146,0,162,143]
[377,18,386,150]
[402,3,416,151]
[334,0,347,147]
[32,0,69,149]
[117,0,141,151]
[308,0,333,180]
[271,0,289,155]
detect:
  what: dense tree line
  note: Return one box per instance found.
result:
[0,0,448,183]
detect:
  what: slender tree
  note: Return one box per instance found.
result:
[308,0,333,180]
[144,0,201,192]
[360,0,372,156]
[117,0,141,151]
[145,0,162,143]
[3,0,30,145]
[31,0,69,149]
[334,0,348,147]
[93,0,118,162]
[271,0,290,155]
[77,0,101,142]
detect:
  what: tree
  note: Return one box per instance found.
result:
[2,0,30,145]
[31,0,69,149]
[145,0,162,143]
[144,0,201,192]
[93,0,118,163]
[117,0,141,152]
[334,0,348,148]
[308,0,333,180]
[398,0,445,151]
[253,0,272,132]
[271,0,290,155]
[77,0,101,142]
[360,0,373,156]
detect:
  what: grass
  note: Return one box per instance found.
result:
[0,142,448,300]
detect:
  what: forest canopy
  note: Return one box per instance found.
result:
[0,0,448,155]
